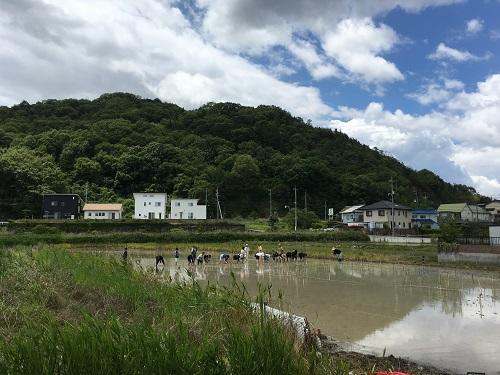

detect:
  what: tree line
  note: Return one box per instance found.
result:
[0,93,484,220]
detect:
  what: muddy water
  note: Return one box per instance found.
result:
[133,255,500,374]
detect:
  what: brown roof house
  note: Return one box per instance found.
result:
[82,203,123,220]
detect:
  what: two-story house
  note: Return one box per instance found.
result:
[42,193,82,220]
[438,203,492,223]
[170,198,206,220]
[133,193,167,219]
[412,209,439,229]
[359,200,412,230]
[339,205,365,226]
[486,201,500,223]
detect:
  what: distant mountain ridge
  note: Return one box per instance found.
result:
[0,93,484,219]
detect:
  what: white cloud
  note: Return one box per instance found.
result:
[197,0,461,86]
[332,74,500,195]
[466,18,483,34]
[429,43,481,61]
[287,39,341,80]
[408,78,464,105]
[0,0,331,121]
[322,18,404,83]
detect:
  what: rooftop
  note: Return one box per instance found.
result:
[437,203,467,213]
[83,203,123,211]
[412,209,437,214]
[339,205,365,214]
[359,200,412,211]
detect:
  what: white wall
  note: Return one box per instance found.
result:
[134,193,166,219]
[84,210,121,220]
[170,199,206,220]
[490,226,500,239]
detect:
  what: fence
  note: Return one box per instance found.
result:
[457,237,500,246]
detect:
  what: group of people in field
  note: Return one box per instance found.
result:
[121,243,344,266]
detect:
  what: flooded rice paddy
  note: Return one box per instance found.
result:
[131,253,500,374]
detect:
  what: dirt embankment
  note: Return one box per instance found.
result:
[320,337,455,375]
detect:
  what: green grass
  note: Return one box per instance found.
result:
[0,246,344,375]
[0,230,369,247]
[69,240,439,266]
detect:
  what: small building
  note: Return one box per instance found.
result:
[133,193,167,219]
[170,198,206,220]
[412,209,439,230]
[339,205,365,226]
[486,201,500,223]
[83,203,123,220]
[438,203,492,223]
[42,194,82,220]
[359,200,412,230]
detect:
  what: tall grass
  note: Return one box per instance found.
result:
[0,247,345,375]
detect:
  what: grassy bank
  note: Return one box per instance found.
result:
[0,230,369,247]
[0,246,453,374]
[0,246,330,374]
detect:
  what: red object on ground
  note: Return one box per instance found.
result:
[376,372,410,375]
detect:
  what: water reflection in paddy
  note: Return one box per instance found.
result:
[133,255,500,374]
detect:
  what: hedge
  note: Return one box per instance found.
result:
[7,220,245,233]
[0,230,369,247]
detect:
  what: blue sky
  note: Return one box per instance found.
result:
[0,0,499,196]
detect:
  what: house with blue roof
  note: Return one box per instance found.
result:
[412,209,439,230]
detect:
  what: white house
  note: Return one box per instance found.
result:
[133,193,167,219]
[83,203,122,220]
[359,200,412,230]
[339,205,365,226]
[438,203,492,223]
[170,198,206,220]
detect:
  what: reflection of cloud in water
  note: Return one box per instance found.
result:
[128,255,500,373]
[357,289,500,373]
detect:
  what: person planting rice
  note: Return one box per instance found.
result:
[331,246,343,262]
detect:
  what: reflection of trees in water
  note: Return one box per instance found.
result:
[439,288,463,317]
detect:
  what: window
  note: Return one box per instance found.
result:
[51,201,58,206]
[188,212,194,219]
[403,222,406,228]
[144,202,146,207]
[420,215,425,219]
[155,202,161,207]
[366,211,372,217]
[404,211,408,217]
[175,202,181,207]
[378,210,385,216]
[148,202,151,205]
[397,210,401,216]
[61,202,65,207]
[149,195,153,197]
[188,202,194,207]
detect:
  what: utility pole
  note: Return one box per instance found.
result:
[268,188,272,219]
[85,182,88,203]
[324,201,327,221]
[294,186,298,231]
[389,177,395,237]
[304,191,307,213]
[216,187,223,220]
[205,188,209,219]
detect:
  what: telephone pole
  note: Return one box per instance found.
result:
[304,191,307,213]
[389,177,395,237]
[216,187,223,220]
[205,188,209,219]
[324,201,327,221]
[294,186,298,231]
[268,188,272,219]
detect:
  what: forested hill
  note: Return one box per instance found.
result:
[0,93,482,219]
